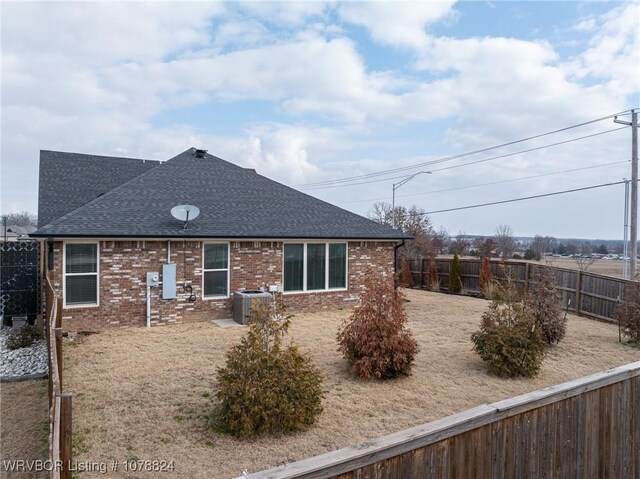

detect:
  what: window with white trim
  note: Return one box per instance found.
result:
[203,243,229,297]
[64,243,98,306]
[284,243,347,292]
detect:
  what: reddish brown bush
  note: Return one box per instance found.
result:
[337,272,418,379]
[479,257,492,296]
[427,257,439,291]
[399,259,413,288]
[524,267,565,344]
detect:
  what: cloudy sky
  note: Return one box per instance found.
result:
[1,1,638,239]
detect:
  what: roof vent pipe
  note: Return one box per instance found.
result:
[194,149,207,158]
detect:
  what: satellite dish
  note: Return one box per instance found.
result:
[171,205,200,230]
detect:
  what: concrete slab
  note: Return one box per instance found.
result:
[212,318,244,328]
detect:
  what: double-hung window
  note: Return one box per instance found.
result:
[283,243,347,292]
[64,243,99,306]
[203,243,229,298]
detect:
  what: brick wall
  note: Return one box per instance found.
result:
[48,240,395,331]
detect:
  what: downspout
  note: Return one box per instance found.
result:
[394,240,405,289]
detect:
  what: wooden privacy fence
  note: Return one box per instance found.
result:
[405,258,636,322]
[45,278,72,479]
[240,361,640,479]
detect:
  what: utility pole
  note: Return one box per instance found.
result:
[615,110,638,279]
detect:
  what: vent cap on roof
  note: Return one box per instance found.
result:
[194,149,208,158]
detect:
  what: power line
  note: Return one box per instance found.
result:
[337,160,628,205]
[419,180,629,216]
[294,109,636,188]
[300,126,627,191]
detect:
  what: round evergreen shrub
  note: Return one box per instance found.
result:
[215,295,323,438]
[471,275,546,378]
[337,272,418,380]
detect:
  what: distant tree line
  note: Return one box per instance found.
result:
[368,201,625,264]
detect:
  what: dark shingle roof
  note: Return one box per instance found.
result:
[37,150,160,228]
[33,148,408,240]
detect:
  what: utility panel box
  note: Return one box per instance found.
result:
[146,272,159,287]
[162,263,177,299]
[233,291,272,325]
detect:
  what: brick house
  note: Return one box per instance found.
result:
[32,148,408,331]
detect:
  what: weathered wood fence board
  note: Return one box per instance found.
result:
[241,362,640,479]
[45,277,72,479]
[406,258,636,322]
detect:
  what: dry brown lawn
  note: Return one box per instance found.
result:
[64,290,640,479]
[0,380,49,479]
[542,257,626,278]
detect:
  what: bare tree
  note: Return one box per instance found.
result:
[1,211,37,227]
[473,236,496,259]
[449,232,470,256]
[530,235,556,261]
[494,224,516,260]
[368,202,434,258]
[432,227,450,255]
[368,202,393,227]
[574,255,596,271]
[573,242,596,271]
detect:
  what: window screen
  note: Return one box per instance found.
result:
[65,243,98,306]
[203,243,228,297]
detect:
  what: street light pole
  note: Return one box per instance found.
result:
[392,171,432,228]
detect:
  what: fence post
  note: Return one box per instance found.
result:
[54,328,63,390]
[55,298,63,329]
[60,392,73,479]
[420,258,425,289]
[524,262,531,292]
[576,270,582,316]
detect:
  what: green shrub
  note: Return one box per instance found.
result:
[471,274,546,378]
[524,267,565,344]
[214,294,323,438]
[449,253,462,294]
[615,281,640,344]
[6,325,38,350]
[337,272,418,379]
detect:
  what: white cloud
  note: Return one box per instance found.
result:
[233,1,329,26]
[214,19,273,48]
[338,0,456,48]
[1,2,223,65]
[564,2,640,95]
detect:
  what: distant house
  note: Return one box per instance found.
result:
[1,224,36,241]
[31,148,408,331]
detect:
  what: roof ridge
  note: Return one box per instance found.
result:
[40,149,160,164]
[35,150,175,232]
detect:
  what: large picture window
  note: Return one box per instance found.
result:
[203,243,229,297]
[283,243,347,292]
[64,243,98,306]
